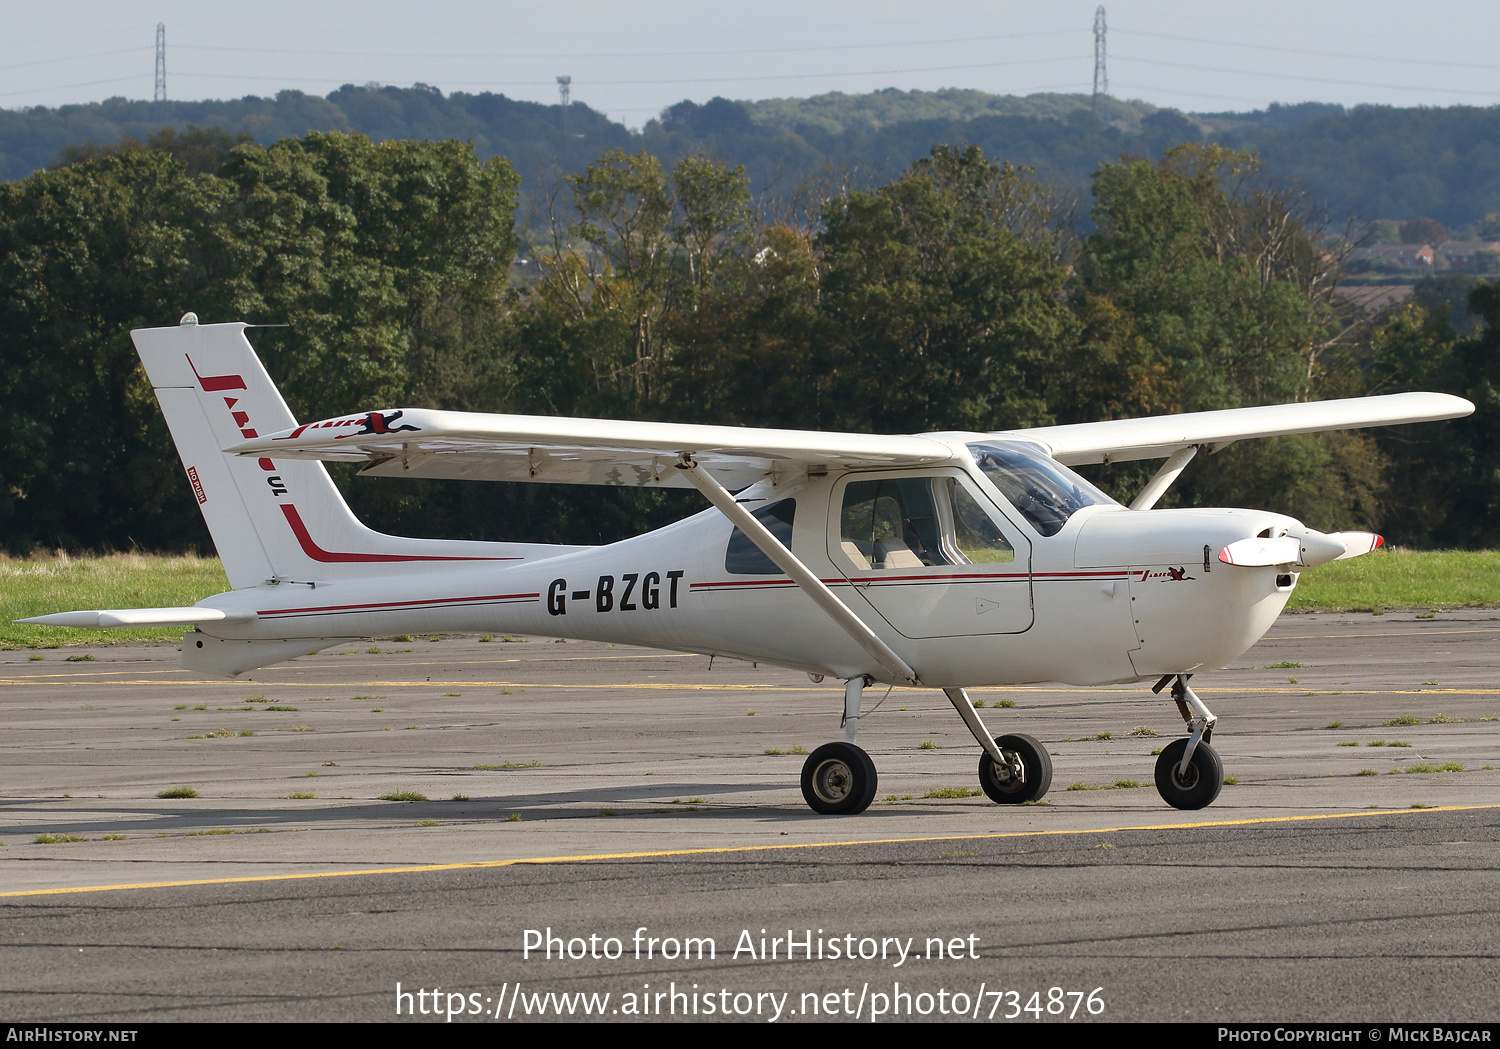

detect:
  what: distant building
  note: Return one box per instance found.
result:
[1349,243,1435,267]
[1433,241,1500,270]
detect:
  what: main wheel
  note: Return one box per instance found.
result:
[1154,737,1224,810]
[978,733,1052,804]
[800,742,878,815]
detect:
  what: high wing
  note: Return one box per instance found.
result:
[1005,392,1474,466]
[232,392,1474,487]
[230,410,958,489]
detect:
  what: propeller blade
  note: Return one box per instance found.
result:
[1328,531,1385,560]
[1218,536,1301,567]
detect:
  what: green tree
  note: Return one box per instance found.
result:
[0,150,238,551]
[814,145,1077,434]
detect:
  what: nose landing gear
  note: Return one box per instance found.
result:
[1151,673,1224,809]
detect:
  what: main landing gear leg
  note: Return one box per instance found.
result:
[800,677,879,815]
[1151,673,1224,810]
[943,687,1052,805]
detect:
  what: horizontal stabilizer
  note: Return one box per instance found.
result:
[16,607,233,629]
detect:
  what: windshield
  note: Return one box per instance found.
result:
[966,440,1117,537]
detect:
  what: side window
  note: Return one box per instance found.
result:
[840,476,1014,570]
[944,478,1015,564]
[725,499,796,574]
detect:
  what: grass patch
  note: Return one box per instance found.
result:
[789,745,807,755]
[449,794,470,802]
[1128,726,1158,737]
[504,813,522,822]
[33,833,87,844]
[918,740,941,750]
[1285,549,1500,611]
[0,553,230,647]
[1356,769,1379,776]
[1395,762,1464,774]
[156,786,198,798]
[1384,715,1422,726]
[379,791,429,802]
[763,748,784,755]
[1428,713,1463,723]
[1367,740,1411,747]
[264,706,299,712]
[1337,740,1359,746]
[287,793,315,799]
[471,762,541,770]
[1262,661,1303,669]
[924,787,982,798]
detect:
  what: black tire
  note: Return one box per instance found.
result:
[800,742,878,815]
[978,733,1053,804]
[1154,737,1224,810]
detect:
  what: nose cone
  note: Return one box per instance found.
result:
[1292,529,1353,568]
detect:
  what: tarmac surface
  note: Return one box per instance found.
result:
[1,610,1497,1022]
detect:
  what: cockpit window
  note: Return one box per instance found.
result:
[966,440,1117,537]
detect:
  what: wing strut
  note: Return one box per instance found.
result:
[674,456,920,686]
[1129,445,1199,511]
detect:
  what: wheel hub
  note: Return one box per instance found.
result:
[812,759,853,802]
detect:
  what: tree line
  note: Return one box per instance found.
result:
[6,86,1500,231]
[1,131,1495,554]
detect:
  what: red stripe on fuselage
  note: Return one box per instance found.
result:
[258,592,539,616]
[279,504,521,563]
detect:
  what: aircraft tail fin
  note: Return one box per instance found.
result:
[132,317,558,588]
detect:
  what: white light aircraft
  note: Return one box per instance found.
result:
[22,317,1474,814]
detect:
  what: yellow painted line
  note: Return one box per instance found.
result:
[5,804,1496,899]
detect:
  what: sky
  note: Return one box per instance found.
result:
[2,1,1497,127]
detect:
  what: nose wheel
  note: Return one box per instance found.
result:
[1154,737,1224,809]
